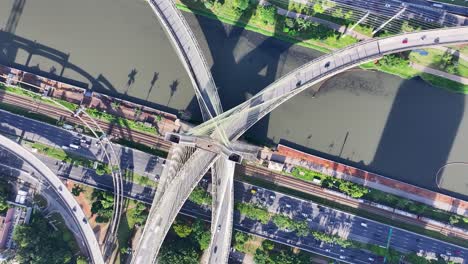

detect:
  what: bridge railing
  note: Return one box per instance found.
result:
[148,0,222,118]
[189,26,468,140]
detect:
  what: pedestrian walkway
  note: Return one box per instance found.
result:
[411,62,468,85]
[262,144,467,216]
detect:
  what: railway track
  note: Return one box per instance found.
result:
[1,92,467,242]
[0,93,172,150]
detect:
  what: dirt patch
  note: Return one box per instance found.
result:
[66,181,109,245]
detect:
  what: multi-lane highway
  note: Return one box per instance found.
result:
[0,109,164,180]
[0,134,105,264]
[2,105,468,241]
[1,144,466,264]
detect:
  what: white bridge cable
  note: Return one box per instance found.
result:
[190,27,468,139]
[45,99,124,253]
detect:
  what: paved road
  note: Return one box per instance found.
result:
[0,135,105,264]
[2,150,466,264]
[0,109,164,180]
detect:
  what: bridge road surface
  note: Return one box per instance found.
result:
[188,27,468,141]
[143,0,234,263]
[2,108,468,258]
[133,26,468,263]
[0,134,105,264]
[2,149,466,264]
[0,109,164,180]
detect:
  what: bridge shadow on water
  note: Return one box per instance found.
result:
[281,75,468,202]
[0,30,182,116]
[179,0,323,131]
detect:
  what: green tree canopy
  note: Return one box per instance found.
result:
[91,190,114,223]
[232,0,250,11]
[173,222,193,238]
[159,240,199,264]
[258,5,277,25]
[13,215,73,264]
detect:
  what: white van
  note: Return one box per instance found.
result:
[69,143,81,150]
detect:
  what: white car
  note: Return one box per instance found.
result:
[339,256,346,259]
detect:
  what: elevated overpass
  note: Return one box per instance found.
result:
[190,26,468,140]
[147,0,222,120]
[132,24,468,264]
[142,1,234,264]
[0,134,104,264]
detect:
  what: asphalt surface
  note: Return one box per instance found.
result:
[0,109,164,180]
[1,108,468,263]
[1,147,466,264]
[0,136,105,264]
[335,0,467,26]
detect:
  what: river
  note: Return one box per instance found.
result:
[0,0,466,198]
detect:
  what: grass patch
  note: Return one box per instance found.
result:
[124,170,157,188]
[176,1,343,53]
[86,108,158,135]
[28,141,96,168]
[0,84,79,111]
[360,59,468,94]
[409,48,468,78]
[290,167,325,182]
[236,175,468,248]
[112,138,168,158]
[420,73,468,93]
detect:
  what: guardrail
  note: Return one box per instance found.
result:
[148,0,222,119]
[0,135,104,264]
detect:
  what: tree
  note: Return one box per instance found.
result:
[338,181,368,198]
[313,3,324,14]
[332,8,344,18]
[173,222,193,238]
[91,190,114,223]
[233,231,250,252]
[258,5,277,25]
[95,163,108,176]
[188,187,212,206]
[191,220,211,250]
[254,248,270,264]
[232,0,249,11]
[76,256,88,264]
[71,184,84,196]
[449,215,460,225]
[272,214,293,230]
[261,239,275,251]
[132,201,148,225]
[344,10,353,20]
[159,240,199,264]
[0,181,10,214]
[284,18,295,29]
[296,18,314,32]
[13,216,73,264]
[235,203,270,224]
[401,21,415,33]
